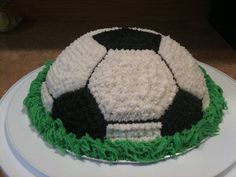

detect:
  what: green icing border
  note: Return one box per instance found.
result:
[23,61,227,163]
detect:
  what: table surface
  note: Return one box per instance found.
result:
[0,20,236,177]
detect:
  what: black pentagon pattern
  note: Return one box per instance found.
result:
[93,28,161,51]
[51,87,108,140]
[159,89,203,136]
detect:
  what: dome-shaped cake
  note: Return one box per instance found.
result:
[24,27,226,163]
[41,27,209,141]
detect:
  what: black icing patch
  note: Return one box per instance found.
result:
[52,87,107,140]
[159,89,203,136]
[93,28,161,51]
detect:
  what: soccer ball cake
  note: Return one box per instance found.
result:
[24,27,226,162]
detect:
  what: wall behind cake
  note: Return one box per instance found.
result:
[11,0,209,23]
[5,0,214,50]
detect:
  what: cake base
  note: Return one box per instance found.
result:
[21,61,226,163]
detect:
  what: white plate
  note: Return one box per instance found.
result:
[3,63,236,177]
[0,68,42,177]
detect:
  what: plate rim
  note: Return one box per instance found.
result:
[0,67,43,177]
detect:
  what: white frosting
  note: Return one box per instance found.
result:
[46,36,106,98]
[41,82,53,112]
[159,36,210,109]
[129,27,160,35]
[203,89,210,109]
[107,122,162,141]
[88,49,178,122]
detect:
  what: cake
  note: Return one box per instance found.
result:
[24,27,227,163]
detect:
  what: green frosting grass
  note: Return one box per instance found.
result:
[23,61,227,163]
